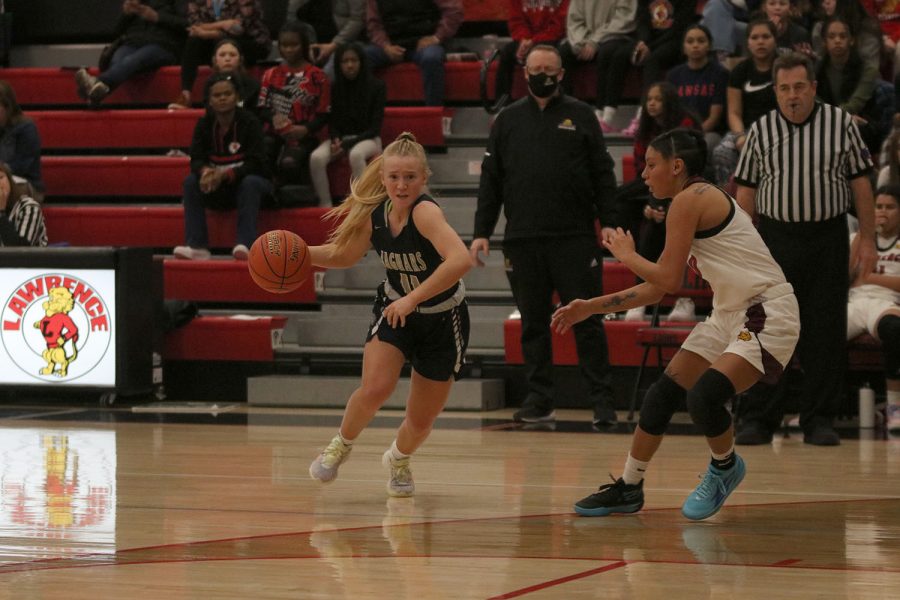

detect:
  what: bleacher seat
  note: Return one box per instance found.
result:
[43,205,333,248]
[164,259,318,304]
[43,156,188,197]
[164,316,287,361]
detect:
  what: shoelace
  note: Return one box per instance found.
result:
[390,459,412,484]
[692,470,725,500]
[321,439,349,467]
[595,473,622,494]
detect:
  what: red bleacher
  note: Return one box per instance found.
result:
[163,259,319,305]
[164,316,287,362]
[43,155,188,197]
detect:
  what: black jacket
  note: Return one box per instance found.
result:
[189,107,270,182]
[475,94,617,242]
[114,0,187,57]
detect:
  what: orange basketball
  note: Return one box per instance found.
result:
[248,230,312,294]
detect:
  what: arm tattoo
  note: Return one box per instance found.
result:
[600,291,638,309]
[693,184,711,195]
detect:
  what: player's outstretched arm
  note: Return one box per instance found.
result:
[551,282,665,334]
[308,219,372,269]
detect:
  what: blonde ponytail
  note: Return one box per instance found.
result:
[324,132,431,251]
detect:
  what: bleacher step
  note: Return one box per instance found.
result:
[247,374,504,410]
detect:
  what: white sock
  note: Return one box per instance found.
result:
[887,390,900,407]
[390,439,410,461]
[711,443,735,461]
[602,106,617,123]
[338,432,354,446]
[622,454,649,485]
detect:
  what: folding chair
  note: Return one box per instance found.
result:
[627,269,713,421]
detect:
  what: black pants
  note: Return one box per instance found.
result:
[559,38,633,108]
[738,215,849,432]
[503,236,614,410]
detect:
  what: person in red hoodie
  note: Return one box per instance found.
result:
[491,0,570,112]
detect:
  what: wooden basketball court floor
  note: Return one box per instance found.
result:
[0,403,898,599]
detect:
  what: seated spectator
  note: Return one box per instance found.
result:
[287,0,366,77]
[667,23,730,154]
[847,184,900,433]
[492,0,568,113]
[168,0,270,110]
[613,82,701,321]
[364,0,464,106]
[0,81,43,203]
[258,22,328,187]
[877,127,900,187]
[813,0,882,69]
[559,0,636,133]
[620,0,697,136]
[816,15,890,155]
[74,0,187,106]
[711,18,778,187]
[0,163,47,247]
[173,73,272,261]
[702,0,763,63]
[204,38,262,116]
[761,0,813,55]
[310,42,386,207]
[866,0,900,77]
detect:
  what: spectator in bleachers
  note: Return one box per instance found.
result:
[848,184,900,433]
[710,18,778,187]
[619,0,698,137]
[615,82,701,322]
[287,0,365,77]
[492,0,569,113]
[812,1,882,69]
[173,73,272,261]
[203,38,262,116]
[864,0,900,77]
[310,42,386,207]
[763,0,814,55]
[0,80,43,204]
[0,163,47,247]
[258,22,328,188]
[816,15,891,155]
[364,0,464,106]
[702,0,763,64]
[877,127,900,186]
[168,0,271,110]
[74,0,187,106]
[559,0,637,133]
[668,23,730,154]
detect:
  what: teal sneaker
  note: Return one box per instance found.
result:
[681,455,746,521]
[574,476,644,517]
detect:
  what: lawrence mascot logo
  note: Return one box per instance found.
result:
[2,274,113,383]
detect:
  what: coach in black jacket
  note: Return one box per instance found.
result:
[470,44,619,428]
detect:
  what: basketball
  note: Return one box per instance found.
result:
[248,230,312,294]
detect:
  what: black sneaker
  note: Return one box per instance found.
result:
[592,405,618,428]
[513,405,556,423]
[574,476,644,517]
[803,425,841,446]
[734,422,773,446]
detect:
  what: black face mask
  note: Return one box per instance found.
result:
[527,72,559,98]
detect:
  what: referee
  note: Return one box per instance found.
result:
[733,52,877,446]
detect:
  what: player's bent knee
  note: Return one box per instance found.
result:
[638,373,686,436]
[686,368,735,438]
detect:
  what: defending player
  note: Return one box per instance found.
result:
[306,132,471,497]
[552,128,800,520]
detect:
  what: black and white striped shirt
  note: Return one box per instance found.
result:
[0,196,48,247]
[734,102,873,222]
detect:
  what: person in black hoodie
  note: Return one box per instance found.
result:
[310,42,386,206]
[173,73,272,261]
[74,0,187,105]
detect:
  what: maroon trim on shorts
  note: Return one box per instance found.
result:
[745,301,785,385]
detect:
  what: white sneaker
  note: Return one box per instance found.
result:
[382,449,415,497]
[309,435,353,483]
[665,297,695,322]
[173,246,211,260]
[232,244,249,260]
[623,306,646,321]
[888,404,900,433]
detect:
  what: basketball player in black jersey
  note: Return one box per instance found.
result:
[306,132,472,497]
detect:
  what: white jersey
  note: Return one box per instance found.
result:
[688,193,790,312]
[848,232,900,304]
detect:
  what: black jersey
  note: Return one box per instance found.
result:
[371,194,460,308]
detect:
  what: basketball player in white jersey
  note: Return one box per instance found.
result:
[552,128,800,520]
[849,185,900,433]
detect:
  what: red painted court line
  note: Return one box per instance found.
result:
[486,561,628,599]
[771,559,803,567]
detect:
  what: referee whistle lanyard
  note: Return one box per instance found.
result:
[211,0,225,19]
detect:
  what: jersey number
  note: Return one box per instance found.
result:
[399,273,421,294]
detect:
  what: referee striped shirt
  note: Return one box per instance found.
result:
[734,102,873,222]
[0,196,48,247]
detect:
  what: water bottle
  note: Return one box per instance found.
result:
[858,383,875,428]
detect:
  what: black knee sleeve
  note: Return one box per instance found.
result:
[878,315,900,379]
[638,373,685,435]
[686,369,736,438]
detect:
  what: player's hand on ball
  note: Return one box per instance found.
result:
[551,299,591,334]
[383,297,416,328]
[602,227,636,260]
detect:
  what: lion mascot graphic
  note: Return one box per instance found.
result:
[33,287,79,377]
